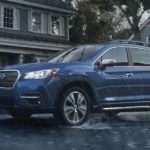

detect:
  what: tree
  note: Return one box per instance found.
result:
[69,0,109,44]
[90,0,150,40]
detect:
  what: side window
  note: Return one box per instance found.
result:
[99,47,128,66]
[130,48,150,66]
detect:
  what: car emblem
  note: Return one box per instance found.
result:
[0,73,5,79]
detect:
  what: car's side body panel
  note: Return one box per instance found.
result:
[94,66,137,103]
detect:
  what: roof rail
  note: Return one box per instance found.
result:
[109,40,150,47]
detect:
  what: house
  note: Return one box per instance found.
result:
[0,0,75,66]
[129,17,150,43]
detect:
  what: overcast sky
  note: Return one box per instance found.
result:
[141,11,149,23]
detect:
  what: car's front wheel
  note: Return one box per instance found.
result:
[56,87,90,126]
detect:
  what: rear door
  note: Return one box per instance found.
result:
[127,47,150,102]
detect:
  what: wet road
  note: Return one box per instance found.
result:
[0,113,150,150]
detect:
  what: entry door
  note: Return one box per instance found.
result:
[95,47,134,103]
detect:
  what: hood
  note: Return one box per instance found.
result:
[3,62,82,73]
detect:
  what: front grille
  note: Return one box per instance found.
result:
[0,71,19,88]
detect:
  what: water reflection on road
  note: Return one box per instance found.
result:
[1,112,150,130]
[69,112,150,130]
[0,112,150,150]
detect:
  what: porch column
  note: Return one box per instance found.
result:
[18,54,24,64]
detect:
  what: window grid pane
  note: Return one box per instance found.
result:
[32,12,41,32]
[51,16,60,35]
[3,7,14,28]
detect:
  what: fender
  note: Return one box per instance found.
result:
[55,75,99,107]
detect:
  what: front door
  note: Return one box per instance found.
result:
[94,47,135,104]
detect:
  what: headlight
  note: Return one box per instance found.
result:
[23,69,59,79]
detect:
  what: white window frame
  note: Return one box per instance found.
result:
[48,14,65,36]
[0,4,19,30]
[28,10,46,34]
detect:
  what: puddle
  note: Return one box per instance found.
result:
[1,112,150,130]
[67,113,112,130]
[67,112,150,130]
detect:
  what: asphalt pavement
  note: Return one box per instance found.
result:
[0,112,150,150]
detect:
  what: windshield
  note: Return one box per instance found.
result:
[49,46,103,63]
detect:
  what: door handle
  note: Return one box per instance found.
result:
[125,73,133,77]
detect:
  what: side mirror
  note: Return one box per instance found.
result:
[101,59,116,66]
[94,59,116,69]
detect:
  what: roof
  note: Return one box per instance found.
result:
[6,0,75,13]
[0,31,71,45]
[24,0,74,11]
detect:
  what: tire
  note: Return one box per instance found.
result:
[55,87,90,126]
[9,111,32,119]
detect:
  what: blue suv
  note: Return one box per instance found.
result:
[0,40,150,126]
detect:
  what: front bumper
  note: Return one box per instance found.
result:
[0,77,60,113]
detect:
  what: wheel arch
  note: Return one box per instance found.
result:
[55,76,98,110]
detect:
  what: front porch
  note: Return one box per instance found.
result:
[0,37,71,67]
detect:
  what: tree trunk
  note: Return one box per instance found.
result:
[133,30,141,41]
[132,19,141,41]
[116,2,142,41]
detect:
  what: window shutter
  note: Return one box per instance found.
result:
[14,8,20,30]
[60,16,65,36]
[28,11,32,31]
[48,14,52,34]
[66,15,70,40]
[0,6,2,27]
[41,13,47,34]
[0,6,3,27]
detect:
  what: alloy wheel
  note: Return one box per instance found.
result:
[63,91,88,124]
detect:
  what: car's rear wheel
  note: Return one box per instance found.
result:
[9,111,32,119]
[56,87,90,126]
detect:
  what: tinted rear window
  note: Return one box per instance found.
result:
[130,48,150,66]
